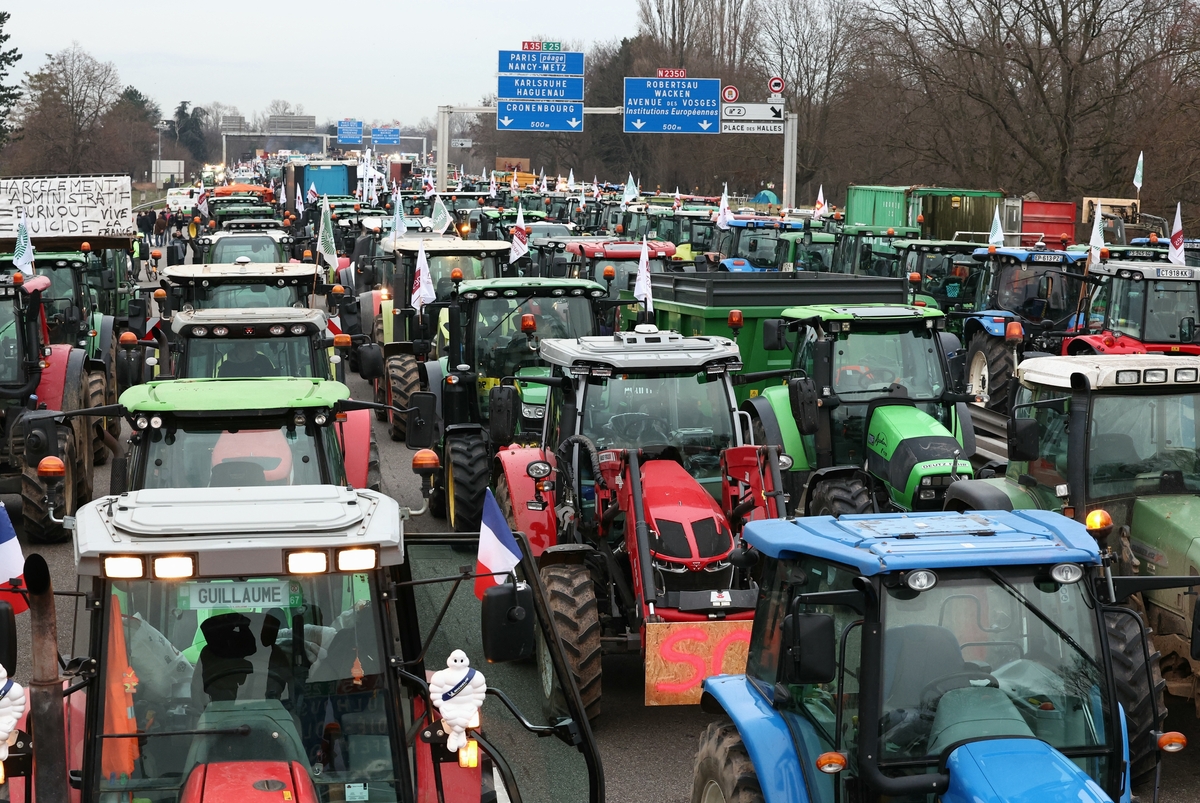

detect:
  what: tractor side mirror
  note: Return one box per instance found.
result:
[1182,316,1195,344]
[1007,416,1040,462]
[405,392,438,450]
[0,601,15,675]
[109,454,128,495]
[762,319,788,351]
[481,580,536,663]
[788,377,820,436]
[357,343,384,381]
[1037,274,1054,300]
[489,385,520,446]
[1191,595,1200,661]
[101,269,117,290]
[780,611,836,686]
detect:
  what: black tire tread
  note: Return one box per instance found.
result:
[387,354,421,441]
[811,477,870,517]
[366,431,382,493]
[967,330,1015,413]
[691,719,765,803]
[22,430,77,545]
[540,563,603,721]
[447,434,490,532]
[87,370,108,466]
[1105,608,1166,788]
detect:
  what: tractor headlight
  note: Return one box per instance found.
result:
[1050,563,1083,584]
[135,415,149,430]
[905,569,938,591]
[526,461,552,479]
[777,453,794,470]
[521,403,545,420]
[149,416,163,430]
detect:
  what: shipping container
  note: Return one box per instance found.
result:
[1020,200,1076,247]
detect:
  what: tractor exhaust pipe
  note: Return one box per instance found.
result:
[1068,372,1091,526]
[25,553,68,802]
[627,452,657,618]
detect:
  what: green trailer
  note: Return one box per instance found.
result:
[844,185,1006,242]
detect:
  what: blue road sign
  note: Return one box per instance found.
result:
[623,78,720,134]
[371,127,400,145]
[497,75,585,102]
[337,119,363,144]
[498,50,585,75]
[496,101,584,132]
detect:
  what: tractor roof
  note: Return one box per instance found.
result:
[725,218,806,231]
[162,262,320,281]
[119,377,349,412]
[781,303,945,323]
[1017,354,1200,391]
[540,325,742,371]
[209,221,286,237]
[841,225,920,237]
[172,307,327,334]
[971,247,1088,264]
[458,277,606,294]
[72,486,403,577]
[742,510,1100,572]
[569,241,676,258]
[1084,259,1189,277]
[780,231,836,244]
[892,239,984,252]
[391,239,509,255]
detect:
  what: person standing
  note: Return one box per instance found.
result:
[153,211,168,247]
[130,234,144,280]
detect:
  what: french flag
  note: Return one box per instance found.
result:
[0,506,27,614]
[474,489,522,599]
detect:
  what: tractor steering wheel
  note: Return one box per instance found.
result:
[607,412,671,444]
[918,671,999,708]
[836,365,897,390]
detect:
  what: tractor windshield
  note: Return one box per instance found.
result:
[730,229,781,269]
[95,574,405,802]
[197,282,310,309]
[690,220,716,251]
[208,236,287,264]
[992,262,1078,322]
[580,370,735,483]
[135,417,344,489]
[183,335,320,379]
[830,328,946,401]
[877,568,1110,765]
[578,257,667,297]
[1087,390,1200,498]
[472,295,595,384]
[1102,276,1200,344]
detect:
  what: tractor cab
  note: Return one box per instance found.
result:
[471,209,549,241]
[564,241,677,300]
[1064,258,1200,355]
[210,199,277,230]
[159,262,327,315]
[829,224,919,277]
[893,238,984,314]
[195,219,295,264]
[698,509,1195,803]
[775,230,836,272]
[529,236,612,278]
[706,218,805,272]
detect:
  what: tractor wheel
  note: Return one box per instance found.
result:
[691,719,765,803]
[371,317,388,421]
[811,477,870,517]
[387,354,421,441]
[966,331,1014,412]
[495,472,517,529]
[104,336,121,442]
[87,370,108,466]
[539,563,602,722]
[1105,607,1167,788]
[22,430,79,545]
[446,434,490,532]
[366,430,382,493]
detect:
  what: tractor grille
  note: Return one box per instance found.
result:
[692,517,731,558]
[653,519,691,559]
[654,559,734,594]
[652,517,735,561]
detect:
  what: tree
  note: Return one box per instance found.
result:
[169,100,208,163]
[0,13,21,150]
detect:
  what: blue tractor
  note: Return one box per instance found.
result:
[704,218,807,272]
[694,509,1196,803]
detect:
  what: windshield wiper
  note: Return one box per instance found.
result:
[103,724,251,738]
[985,568,1101,672]
[480,293,539,341]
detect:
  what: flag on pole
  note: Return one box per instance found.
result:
[1089,202,1106,266]
[1169,203,1186,266]
[307,182,318,204]
[0,506,27,614]
[813,185,826,221]
[196,185,209,218]
[393,196,407,238]
[455,165,464,192]
[673,187,682,211]
[716,183,732,230]
[510,172,519,194]
[568,169,575,192]
[11,210,34,275]
[411,242,436,314]
[510,205,529,264]
[621,173,638,209]
[593,178,600,201]
[633,236,654,313]
[539,170,548,194]
[474,489,523,599]
[988,206,1005,248]
[295,183,306,215]
[423,172,435,198]
[278,183,286,206]
[489,172,497,199]
[1133,152,1144,192]
[317,196,339,277]
[431,195,452,235]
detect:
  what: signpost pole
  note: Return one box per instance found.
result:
[436,106,451,192]
[782,112,798,209]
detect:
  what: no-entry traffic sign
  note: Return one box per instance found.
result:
[722,85,739,103]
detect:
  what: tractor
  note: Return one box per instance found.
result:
[193,218,298,264]
[827,223,920,277]
[945,354,1200,772]
[746,303,978,516]
[695,508,1195,802]
[703,218,807,272]
[467,325,792,717]
[1,450,604,802]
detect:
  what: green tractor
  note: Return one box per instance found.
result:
[774,229,836,272]
[746,302,978,515]
[193,219,298,264]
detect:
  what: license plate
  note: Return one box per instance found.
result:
[1031,253,1062,263]
[178,580,300,610]
[1125,250,1155,258]
[1157,268,1193,279]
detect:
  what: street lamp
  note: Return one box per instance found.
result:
[155,120,171,186]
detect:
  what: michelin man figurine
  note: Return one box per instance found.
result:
[429,649,486,752]
[0,663,26,760]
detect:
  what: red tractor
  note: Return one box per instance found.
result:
[475,325,793,717]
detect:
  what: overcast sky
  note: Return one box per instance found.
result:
[5,0,641,124]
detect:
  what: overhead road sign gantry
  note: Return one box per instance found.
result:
[496,101,583,132]
[371,127,400,144]
[623,77,720,134]
[497,46,585,132]
[498,50,585,75]
[337,119,363,145]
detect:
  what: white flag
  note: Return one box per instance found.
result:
[317,196,339,276]
[456,165,464,192]
[431,195,452,235]
[393,196,407,238]
[423,173,436,198]
[307,182,318,203]
[196,186,209,218]
[12,209,34,274]
[1169,203,1186,266]
[411,242,436,314]
[489,173,497,199]
[1089,201,1106,265]
[510,172,519,194]
[813,185,826,221]
[593,178,600,201]
[510,205,529,264]
[278,183,286,206]
[568,169,575,192]
[1134,152,1144,192]
[988,206,1005,247]
[295,183,306,215]
[621,173,638,209]
[716,183,732,230]
[539,170,548,194]
[633,236,653,313]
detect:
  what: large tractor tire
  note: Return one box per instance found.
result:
[539,563,603,722]
[371,317,388,421]
[811,477,871,517]
[1105,608,1167,788]
[87,370,108,466]
[22,430,79,545]
[446,433,490,532]
[386,355,421,441]
[691,720,766,803]
[966,331,1014,413]
[104,336,121,442]
[366,431,382,493]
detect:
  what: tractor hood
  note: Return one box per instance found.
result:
[181,760,318,802]
[516,365,552,406]
[640,458,733,566]
[865,402,971,509]
[941,738,1111,803]
[1130,495,1200,617]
